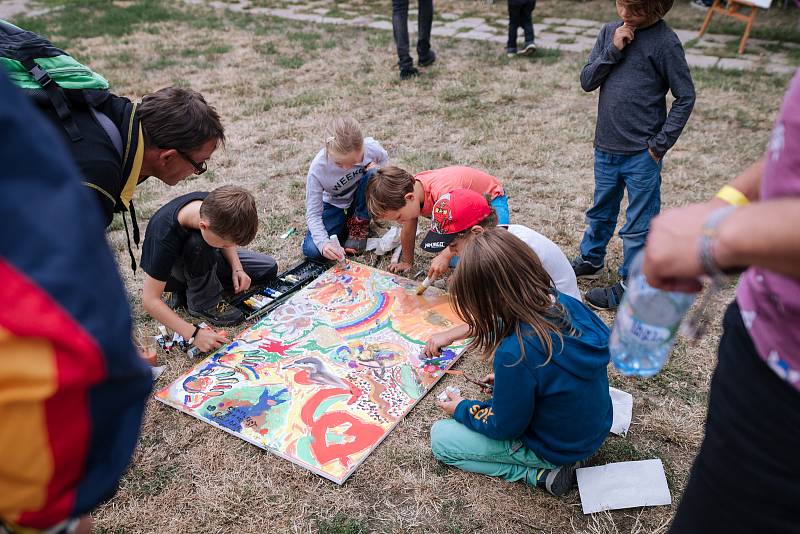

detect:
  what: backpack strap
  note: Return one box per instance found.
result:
[19,57,83,142]
[89,106,122,158]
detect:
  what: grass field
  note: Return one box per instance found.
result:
[9,0,797,532]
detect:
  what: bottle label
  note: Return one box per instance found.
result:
[618,308,671,345]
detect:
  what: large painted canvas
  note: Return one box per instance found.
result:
[155,262,466,484]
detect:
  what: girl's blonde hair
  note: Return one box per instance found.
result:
[449,227,573,365]
[324,116,364,158]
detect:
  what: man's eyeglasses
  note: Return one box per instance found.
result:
[160,147,208,175]
[177,149,207,175]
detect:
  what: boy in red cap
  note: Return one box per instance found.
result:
[421,189,580,357]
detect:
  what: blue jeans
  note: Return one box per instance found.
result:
[302,169,373,260]
[579,148,662,280]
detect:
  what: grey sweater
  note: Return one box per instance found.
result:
[581,20,695,157]
[305,137,388,252]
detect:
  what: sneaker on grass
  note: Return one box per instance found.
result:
[528,462,581,496]
[585,281,626,311]
[571,256,604,279]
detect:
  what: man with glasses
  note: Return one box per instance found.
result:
[35,85,225,270]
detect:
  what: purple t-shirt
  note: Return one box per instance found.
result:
[736,69,800,391]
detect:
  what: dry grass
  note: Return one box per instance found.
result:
[12,1,795,532]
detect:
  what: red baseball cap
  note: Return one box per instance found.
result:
[420,189,492,253]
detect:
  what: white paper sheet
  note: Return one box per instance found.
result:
[577,459,672,514]
[609,387,633,436]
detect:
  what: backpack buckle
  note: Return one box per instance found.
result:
[29,64,53,87]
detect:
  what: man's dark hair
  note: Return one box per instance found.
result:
[139,87,225,152]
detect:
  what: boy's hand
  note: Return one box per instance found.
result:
[425,331,453,358]
[613,24,635,50]
[428,253,451,279]
[389,260,412,273]
[436,389,464,416]
[232,269,251,293]
[322,242,344,261]
[193,328,229,353]
[648,147,662,162]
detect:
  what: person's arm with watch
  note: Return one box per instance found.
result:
[142,274,228,352]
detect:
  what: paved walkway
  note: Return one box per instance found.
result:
[185,0,797,74]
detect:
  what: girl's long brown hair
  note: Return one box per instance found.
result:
[449,227,573,364]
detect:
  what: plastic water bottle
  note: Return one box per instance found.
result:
[609,252,696,377]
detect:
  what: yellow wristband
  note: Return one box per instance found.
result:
[715,185,749,207]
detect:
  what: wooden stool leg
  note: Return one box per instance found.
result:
[739,7,757,54]
[698,0,720,37]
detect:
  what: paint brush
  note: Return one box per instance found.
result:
[416,276,434,295]
[442,369,494,392]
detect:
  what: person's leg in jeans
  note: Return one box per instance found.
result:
[618,149,662,280]
[578,149,625,268]
[302,202,348,260]
[507,2,522,52]
[392,0,414,73]
[416,0,435,65]
[521,0,536,46]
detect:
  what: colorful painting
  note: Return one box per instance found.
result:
[155,262,466,484]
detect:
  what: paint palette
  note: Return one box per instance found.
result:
[232,259,330,320]
[155,261,467,484]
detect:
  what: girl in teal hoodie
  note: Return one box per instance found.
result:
[432,227,613,496]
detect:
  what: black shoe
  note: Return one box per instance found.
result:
[585,281,626,311]
[506,47,518,58]
[571,256,604,279]
[530,462,581,496]
[418,51,436,67]
[690,0,711,9]
[188,300,245,327]
[400,67,420,80]
[519,41,537,55]
[164,291,187,310]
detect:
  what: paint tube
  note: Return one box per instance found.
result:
[437,386,461,402]
[283,274,300,284]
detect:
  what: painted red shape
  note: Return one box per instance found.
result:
[300,385,383,468]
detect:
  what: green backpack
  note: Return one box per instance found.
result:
[1,19,144,270]
[0,19,120,147]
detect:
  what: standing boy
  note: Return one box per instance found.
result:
[140,186,277,353]
[572,0,695,310]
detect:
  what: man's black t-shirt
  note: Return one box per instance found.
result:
[140,192,208,281]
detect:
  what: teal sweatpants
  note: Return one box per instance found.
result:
[430,419,555,484]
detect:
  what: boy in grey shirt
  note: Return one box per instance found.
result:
[572,0,695,310]
[302,117,389,260]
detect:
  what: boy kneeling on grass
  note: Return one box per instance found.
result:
[432,228,612,496]
[366,165,508,278]
[422,188,580,356]
[141,185,277,353]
